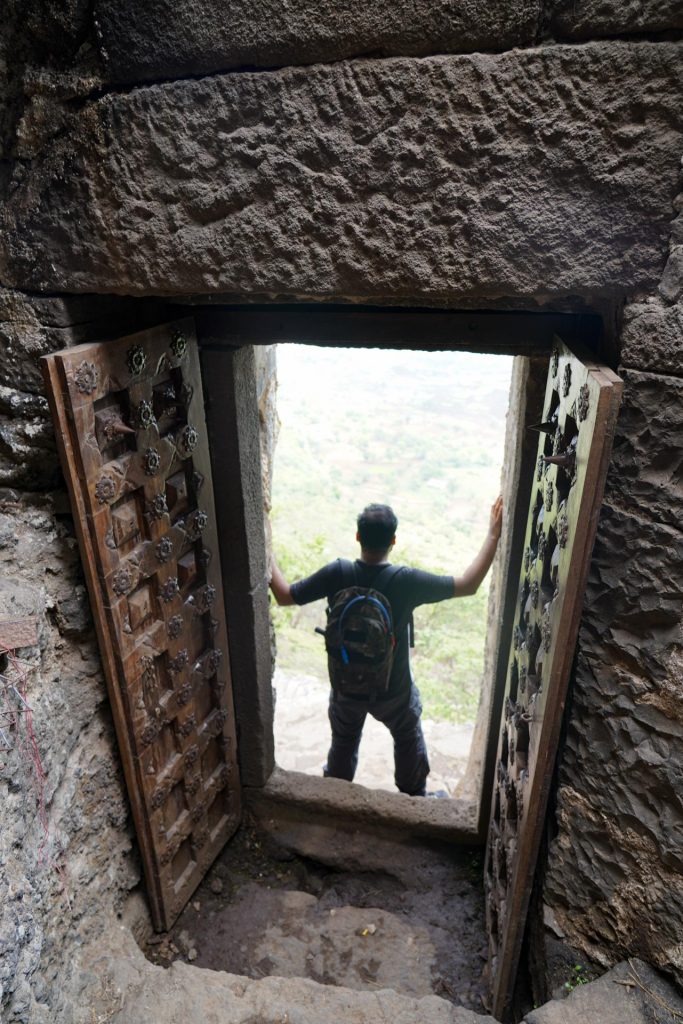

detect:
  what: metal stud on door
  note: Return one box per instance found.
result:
[42,319,241,930]
[484,340,622,1019]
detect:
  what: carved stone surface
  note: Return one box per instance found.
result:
[4,45,682,303]
[577,383,590,421]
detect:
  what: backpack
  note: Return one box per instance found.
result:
[321,560,405,698]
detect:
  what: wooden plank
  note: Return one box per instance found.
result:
[42,318,242,930]
[484,339,622,1020]
[0,617,39,650]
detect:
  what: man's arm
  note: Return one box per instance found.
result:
[453,495,503,597]
[270,555,295,606]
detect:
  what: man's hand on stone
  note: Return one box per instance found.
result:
[489,495,503,543]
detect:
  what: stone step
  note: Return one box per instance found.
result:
[93,924,683,1024]
[522,957,683,1024]
[99,923,495,1024]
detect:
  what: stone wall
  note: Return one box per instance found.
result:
[1,1,682,1017]
[531,226,683,996]
[0,290,170,1023]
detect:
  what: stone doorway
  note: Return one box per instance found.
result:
[195,304,605,844]
[269,343,513,797]
[21,297,626,1023]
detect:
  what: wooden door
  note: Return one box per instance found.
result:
[42,318,241,930]
[485,340,622,1019]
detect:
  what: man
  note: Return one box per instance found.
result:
[270,496,503,796]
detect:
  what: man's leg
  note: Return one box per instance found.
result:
[371,684,430,796]
[323,691,368,782]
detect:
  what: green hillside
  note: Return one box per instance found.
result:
[270,344,512,723]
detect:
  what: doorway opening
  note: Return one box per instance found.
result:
[270,344,513,798]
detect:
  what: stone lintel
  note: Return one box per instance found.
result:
[2,43,682,304]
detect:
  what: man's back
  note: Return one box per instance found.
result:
[290,558,453,697]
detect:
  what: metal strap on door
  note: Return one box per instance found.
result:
[485,340,622,1019]
[42,319,241,930]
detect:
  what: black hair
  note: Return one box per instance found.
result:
[357,504,398,552]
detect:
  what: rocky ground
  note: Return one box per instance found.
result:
[273,668,474,796]
[141,818,489,1012]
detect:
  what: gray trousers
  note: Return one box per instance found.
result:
[323,682,430,796]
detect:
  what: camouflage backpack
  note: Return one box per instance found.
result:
[322,561,404,698]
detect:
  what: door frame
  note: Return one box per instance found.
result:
[195,304,605,839]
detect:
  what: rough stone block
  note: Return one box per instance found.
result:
[606,369,683,531]
[0,289,171,392]
[2,43,682,303]
[620,299,683,376]
[547,0,683,39]
[103,922,497,1024]
[659,245,683,303]
[523,958,683,1024]
[543,503,683,982]
[94,0,540,81]
[0,498,138,1024]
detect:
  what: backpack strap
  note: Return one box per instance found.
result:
[372,565,414,644]
[337,558,357,591]
[371,564,404,597]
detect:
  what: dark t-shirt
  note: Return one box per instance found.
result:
[290,559,454,697]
